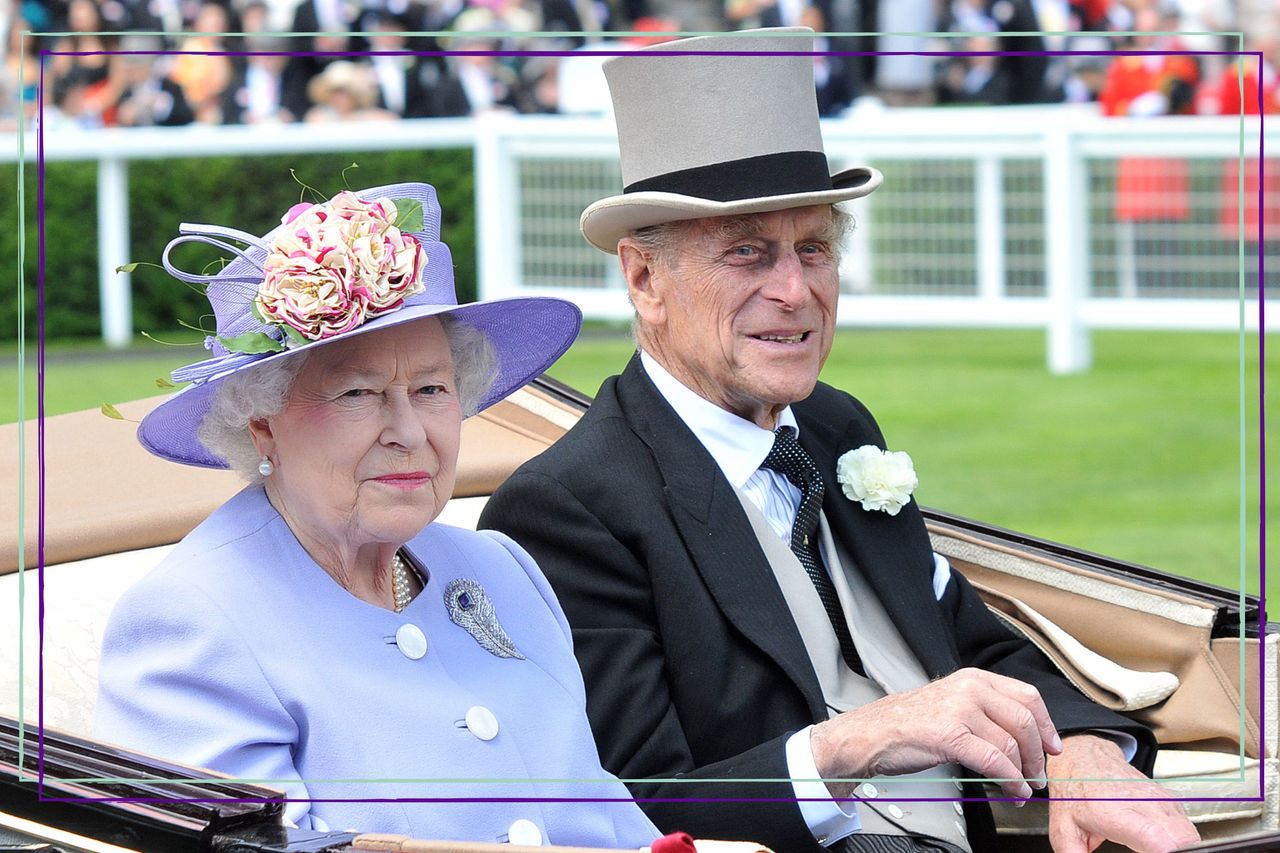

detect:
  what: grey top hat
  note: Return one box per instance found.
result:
[580,28,883,254]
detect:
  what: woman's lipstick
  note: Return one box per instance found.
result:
[371,472,431,490]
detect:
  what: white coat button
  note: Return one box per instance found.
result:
[954,820,966,835]
[507,818,542,846]
[860,783,879,798]
[395,624,427,660]
[465,705,500,741]
[887,805,904,819]
[953,801,965,815]
[954,780,964,790]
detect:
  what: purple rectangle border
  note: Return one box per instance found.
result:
[25,39,1270,809]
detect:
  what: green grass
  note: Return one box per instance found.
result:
[7,328,1274,604]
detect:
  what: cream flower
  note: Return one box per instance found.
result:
[836,445,918,516]
[330,191,393,226]
[257,253,366,339]
[253,192,426,344]
[371,228,425,310]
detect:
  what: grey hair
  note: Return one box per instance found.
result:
[197,353,305,480]
[440,314,499,418]
[198,314,499,481]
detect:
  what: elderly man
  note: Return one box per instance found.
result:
[480,30,1199,853]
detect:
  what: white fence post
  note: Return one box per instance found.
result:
[96,158,131,349]
[1043,125,1092,374]
[474,114,519,304]
[976,154,1006,302]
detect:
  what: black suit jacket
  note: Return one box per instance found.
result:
[480,355,1155,852]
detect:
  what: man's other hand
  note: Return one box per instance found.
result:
[810,668,1061,799]
[1047,734,1200,853]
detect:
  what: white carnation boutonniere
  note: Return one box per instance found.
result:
[836,445,918,516]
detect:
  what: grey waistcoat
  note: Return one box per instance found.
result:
[735,490,972,851]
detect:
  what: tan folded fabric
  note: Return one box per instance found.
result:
[976,580,1180,711]
[929,526,1263,758]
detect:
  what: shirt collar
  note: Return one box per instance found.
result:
[639,349,798,490]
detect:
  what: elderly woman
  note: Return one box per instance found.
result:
[94,182,660,848]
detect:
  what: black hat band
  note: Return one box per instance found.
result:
[622,151,834,201]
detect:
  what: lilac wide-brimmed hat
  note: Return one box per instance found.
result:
[138,181,581,468]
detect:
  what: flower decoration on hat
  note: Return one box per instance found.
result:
[221,191,427,354]
[836,445,918,516]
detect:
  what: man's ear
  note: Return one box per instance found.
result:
[618,240,666,328]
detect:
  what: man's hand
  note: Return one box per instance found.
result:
[810,668,1061,800]
[1047,734,1200,853]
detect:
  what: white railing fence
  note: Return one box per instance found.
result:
[8,106,1275,374]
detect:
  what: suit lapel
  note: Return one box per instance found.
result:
[797,396,961,678]
[614,356,827,717]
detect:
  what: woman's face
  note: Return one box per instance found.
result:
[252,317,463,560]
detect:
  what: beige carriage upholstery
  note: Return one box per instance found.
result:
[1,391,1273,843]
[929,525,1277,838]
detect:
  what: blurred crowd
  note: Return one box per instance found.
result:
[1,0,1277,131]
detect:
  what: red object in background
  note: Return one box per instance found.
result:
[1112,157,1192,222]
[1070,0,1109,29]
[1218,158,1278,241]
[624,18,680,48]
[650,831,697,853]
[1099,55,1200,118]
[1216,57,1280,116]
[1214,58,1279,240]
[1099,55,1201,222]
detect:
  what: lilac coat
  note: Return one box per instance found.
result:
[95,485,659,847]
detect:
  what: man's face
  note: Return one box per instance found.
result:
[632,204,842,428]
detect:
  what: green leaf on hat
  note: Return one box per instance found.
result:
[218,331,285,354]
[280,324,310,348]
[115,261,165,275]
[100,403,124,420]
[392,198,423,233]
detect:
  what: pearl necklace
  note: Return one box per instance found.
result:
[391,551,416,613]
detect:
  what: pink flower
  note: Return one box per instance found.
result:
[257,253,366,339]
[329,191,389,226]
[256,193,426,342]
[282,202,318,225]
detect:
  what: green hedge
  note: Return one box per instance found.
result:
[3,149,476,342]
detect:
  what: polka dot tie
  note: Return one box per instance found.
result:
[843,835,968,852]
[762,426,864,677]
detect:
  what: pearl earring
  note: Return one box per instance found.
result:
[258,456,274,477]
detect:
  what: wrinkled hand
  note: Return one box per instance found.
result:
[810,668,1061,799]
[1047,734,1200,853]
